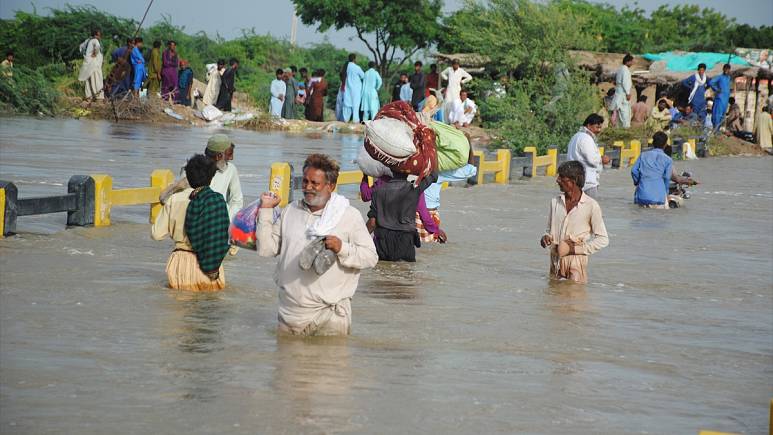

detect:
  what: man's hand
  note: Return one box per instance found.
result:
[436,229,448,244]
[540,234,553,248]
[565,239,577,255]
[602,155,611,165]
[260,192,281,208]
[324,236,342,254]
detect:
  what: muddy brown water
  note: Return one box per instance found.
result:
[1,117,772,434]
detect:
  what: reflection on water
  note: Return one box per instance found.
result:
[1,117,772,434]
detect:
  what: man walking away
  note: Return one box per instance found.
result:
[257,154,378,336]
[78,29,104,100]
[612,53,634,128]
[152,154,230,291]
[566,114,610,198]
[216,58,238,112]
[361,61,383,121]
[540,161,608,284]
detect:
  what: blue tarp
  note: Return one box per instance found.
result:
[642,52,750,72]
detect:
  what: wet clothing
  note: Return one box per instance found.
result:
[184,187,230,276]
[160,162,243,222]
[152,188,226,291]
[545,192,608,284]
[257,200,378,336]
[216,66,236,112]
[360,176,439,236]
[567,126,604,192]
[368,173,437,262]
[631,148,672,206]
[161,49,179,100]
[416,209,441,243]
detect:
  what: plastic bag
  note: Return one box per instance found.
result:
[229,199,280,250]
[430,121,470,171]
[201,104,224,121]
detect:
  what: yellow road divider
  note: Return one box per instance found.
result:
[92,169,174,226]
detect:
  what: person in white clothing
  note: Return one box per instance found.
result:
[160,134,244,221]
[440,59,473,122]
[611,54,634,128]
[257,154,378,336]
[202,59,224,106]
[566,114,610,198]
[77,29,104,100]
[270,69,286,118]
[448,90,477,127]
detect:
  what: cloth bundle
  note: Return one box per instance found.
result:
[429,120,471,171]
[364,100,437,182]
[356,146,393,178]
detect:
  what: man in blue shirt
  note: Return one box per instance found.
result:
[631,132,672,208]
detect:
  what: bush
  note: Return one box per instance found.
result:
[0,66,61,115]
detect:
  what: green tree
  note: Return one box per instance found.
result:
[291,0,443,78]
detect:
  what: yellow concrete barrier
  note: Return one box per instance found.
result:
[269,162,292,208]
[698,431,739,435]
[335,170,365,191]
[91,169,174,227]
[611,140,641,167]
[682,138,697,158]
[0,186,5,239]
[472,149,512,185]
[522,147,557,177]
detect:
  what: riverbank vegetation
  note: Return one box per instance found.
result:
[1,2,771,152]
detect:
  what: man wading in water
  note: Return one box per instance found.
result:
[257,154,377,336]
[541,161,609,284]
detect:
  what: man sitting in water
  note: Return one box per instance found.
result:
[631,131,672,209]
[152,154,230,291]
[540,161,609,284]
[257,154,378,336]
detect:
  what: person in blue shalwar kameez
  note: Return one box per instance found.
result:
[681,63,709,123]
[130,37,147,97]
[709,64,732,132]
[360,61,382,121]
[343,53,365,123]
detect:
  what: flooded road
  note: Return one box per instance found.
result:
[1,117,772,434]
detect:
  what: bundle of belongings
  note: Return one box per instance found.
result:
[229,199,280,250]
[359,101,472,261]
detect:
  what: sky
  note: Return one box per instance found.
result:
[2,0,772,52]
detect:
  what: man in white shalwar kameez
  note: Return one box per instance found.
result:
[612,54,634,128]
[78,29,104,100]
[202,61,223,106]
[440,59,472,122]
[270,69,287,118]
[258,154,377,336]
[448,90,477,127]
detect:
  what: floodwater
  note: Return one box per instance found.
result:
[1,116,771,434]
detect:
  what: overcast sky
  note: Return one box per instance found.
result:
[2,0,771,52]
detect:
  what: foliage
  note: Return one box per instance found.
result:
[292,0,443,78]
[0,66,61,115]
[0,5,135,68]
